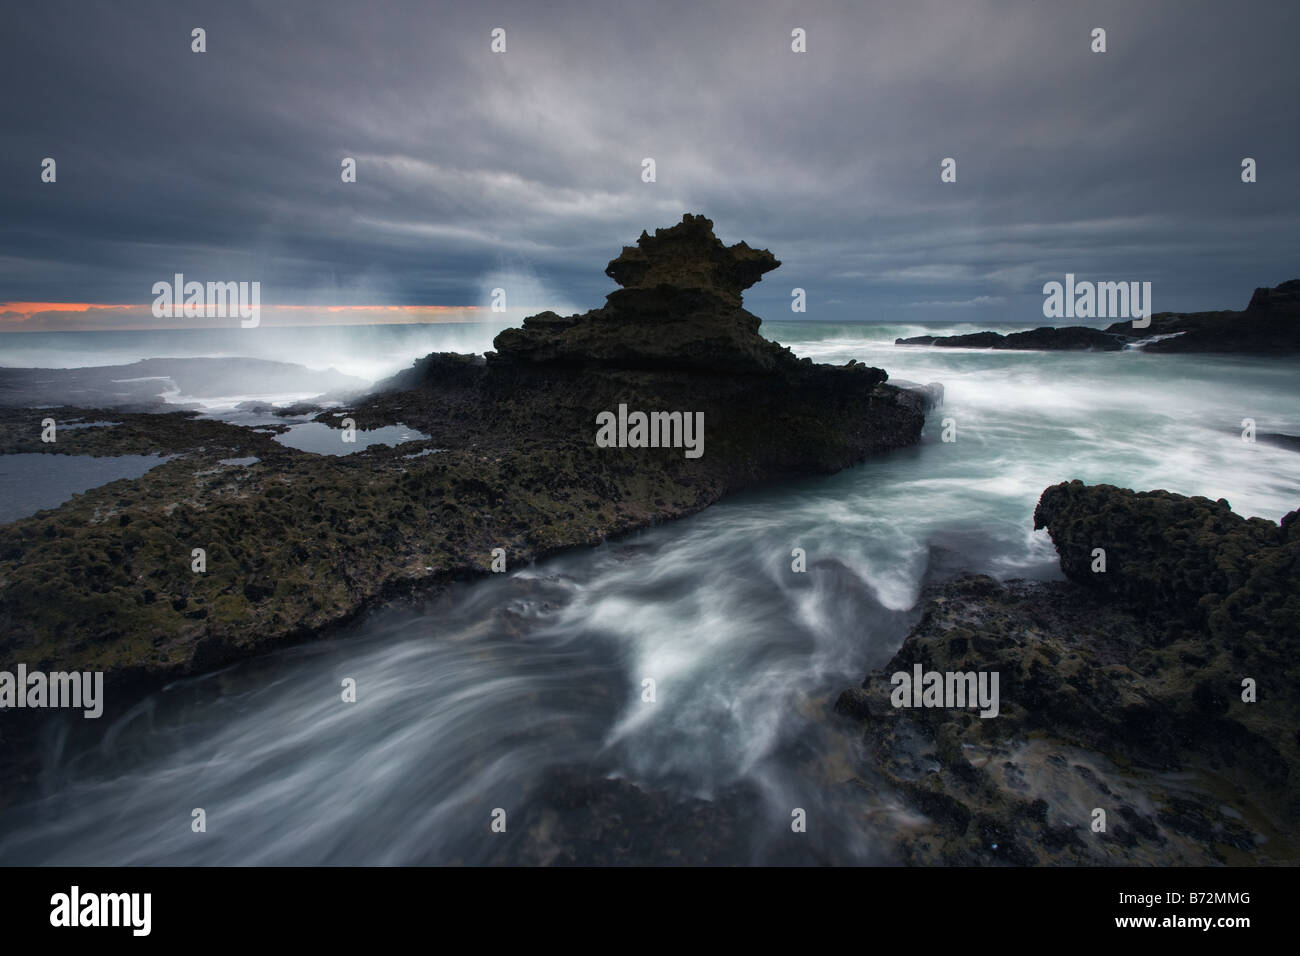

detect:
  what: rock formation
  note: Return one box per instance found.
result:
[836,482,1300,865]
[490,213,804,374]
[896,279,1300,353]
[896,327,1124,351]
[1106,278,1300,353]
[0,214,931,805]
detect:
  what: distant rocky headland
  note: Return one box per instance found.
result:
[0,214,934,800]
[896,278,1300,353]
[0,358,368,411]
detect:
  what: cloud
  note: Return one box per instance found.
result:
[906,296,1007,309]
[0,0,1296,322]
[876,265,981,284]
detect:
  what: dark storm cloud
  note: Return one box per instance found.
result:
[1,0,1297,323]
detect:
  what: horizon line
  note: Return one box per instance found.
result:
[0,302,507,333]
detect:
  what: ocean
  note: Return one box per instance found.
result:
[0,320,1296,863]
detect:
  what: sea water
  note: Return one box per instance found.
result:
[0,320,1295,863]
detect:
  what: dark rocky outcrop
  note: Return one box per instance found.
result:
[0,214,929,804]
[1104,279,1300,353]
[895,279,1300,354]
[1033,481,1298,650]
[490,214,807,374]
[1259,432,1300,452]
[896,331,1003,349]
[896,326,1124,351]
[837,483,1300,865]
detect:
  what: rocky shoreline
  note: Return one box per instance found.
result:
[0,215,931,805]
[895,278,1300,353]
[2,216,1295,865]
[896,326,1124,351]
[836,482,1300,864]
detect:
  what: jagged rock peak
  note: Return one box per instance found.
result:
[490,214,809,373]
[1246,278,1300,314]
[604,213,780,306]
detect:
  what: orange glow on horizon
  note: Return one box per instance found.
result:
[0,302,138,313]
[3,302,480,313]
[0,302,488,330]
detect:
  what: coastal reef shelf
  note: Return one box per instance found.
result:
[837,482,1300,864]
[0,215,933,799]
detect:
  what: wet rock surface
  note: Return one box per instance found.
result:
[838,483,1300,864]
[477,767,775,866]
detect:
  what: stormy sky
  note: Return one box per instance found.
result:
[1,0,1297,326]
